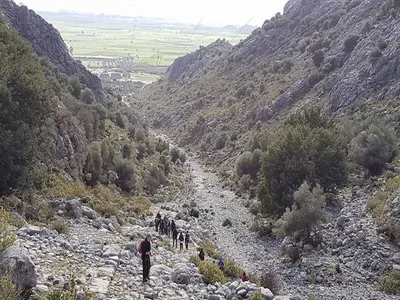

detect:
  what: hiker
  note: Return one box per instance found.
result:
[178,232,184,250]
[159,218,164,235]
[185,230,190,250]
[199,248,205,261]
[242,272,249,282]
[217,258,224,271]
[167,220,171,236]
[172,227,178,248]
[171,220,176,232]
[139,233,152,283]
[155,217,160,232]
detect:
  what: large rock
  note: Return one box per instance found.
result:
[81,205,99,220]
[102,244,122,258]
[125,242,138,253]
[0,246,37,288]
[171,264,191,285]
[190,207,200,218]
[65,199,83,218]
[260,287,274,300]
[18,225,46,236]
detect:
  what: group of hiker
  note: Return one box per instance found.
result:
[138,212,248,284]
[155,212,191,250]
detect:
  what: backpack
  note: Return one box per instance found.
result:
[138,240,144,254]
[185,233,190,242]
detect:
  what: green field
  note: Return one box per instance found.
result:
[41,12,249,67]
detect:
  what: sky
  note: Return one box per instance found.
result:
[19,0,289,26]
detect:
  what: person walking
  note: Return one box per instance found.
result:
[172,227,178,248]
[199,248,205,261]
[139,234,152,283]
[242,272,249,282]
[178,232,184,250]
[184,230,190,250]
[171,220,176,232]
[217,258,224,271]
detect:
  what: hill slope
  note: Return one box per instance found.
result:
[134,0,400,168]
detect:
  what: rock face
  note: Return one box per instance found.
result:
[0,0,103,101]
[0,245,37,289]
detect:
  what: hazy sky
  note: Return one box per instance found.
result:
[20,0,288,26]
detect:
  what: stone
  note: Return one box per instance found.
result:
[336,215,347,230]
[81,205,99,220]
[171,264,192,285]
[260,287,274,300]
[65,199,83,218]
[92,218,102,229]
[392,252,400,264]
[208,295,222,300]
[237,289,247,297]
[190,207,200,218]
[18,225,45,236]
[0,245,37,288]
[102,244,122,257]
[125,243,138,253]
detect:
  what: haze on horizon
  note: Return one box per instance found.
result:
[20,0,288,26]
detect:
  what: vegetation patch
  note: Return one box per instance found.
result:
[378,270,400,295]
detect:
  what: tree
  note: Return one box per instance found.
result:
[349,122,397,175]
[81,88,95,104]
[258,107,347,214]
[343,35,359,53]
[0,19,57,195]
[312,49,325,67]
[273,182,326,242]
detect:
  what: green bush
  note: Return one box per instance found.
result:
[83,142,103,186]
[0,209,16,252]
[259,107,347,214]
[0,19,57,195]
[251,290,263,300]
[115,159,136,193]
[0,274,20,300]
[273,182,326,242]
[171,147,180,163]
[236,149,262,179]
[223,259,244,278]
[81,88,95,104]
[349,121,397,175]
[378,270,400,294]
[49,220,69,234]
[68,76,81,99]
[312,49,325,67]
[199,241,221,259]
[198,260,227,284]
[343,35,359,53]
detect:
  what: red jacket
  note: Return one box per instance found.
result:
[242,275,249,282]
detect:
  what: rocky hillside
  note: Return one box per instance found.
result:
[0,0,103,101]
[134,0,400,167]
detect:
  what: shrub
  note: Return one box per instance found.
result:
[81,88,95,104]
[369,47,382,62]
[199,241,221,259]
[251,290,263,300]
[171,147,180,163]
[378,270,400,294]
[0,274,21,300]
[115,112,126,129]
[273,182,326,242]
[240,174,252,190]
[261,270,281,294]
[236,150,262,179]
[312,49,325,67]
[84,143,103,186]
[136,143,147,160]
[259,107,347,214]
[68,76,81,99]
[179,151,187,164]
[343,35,359,53]
[49,220,69,234]
[198,260,227,284]
[0,209,16,252]
[115,159,136,193]
[349,121,397,175]
[223,259,244,278]
[215,135,226,150]
[134,128,146,142]
[122,144,132,159]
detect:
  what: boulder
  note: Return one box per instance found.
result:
[102,244,122,258]
[65,199,83,218]
[208,295,222,300]
[151,264,174,277]
[81,206,99,220]
[260,287,274,300]
[18,225,46,236]
[125,243,138,253]
[189,207,200,218]
[0,245,37,289]
[392,252,400,264]
[335,215,347,230]
[171,264,192,285]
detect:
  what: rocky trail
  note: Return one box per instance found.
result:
[4,135,400,300]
